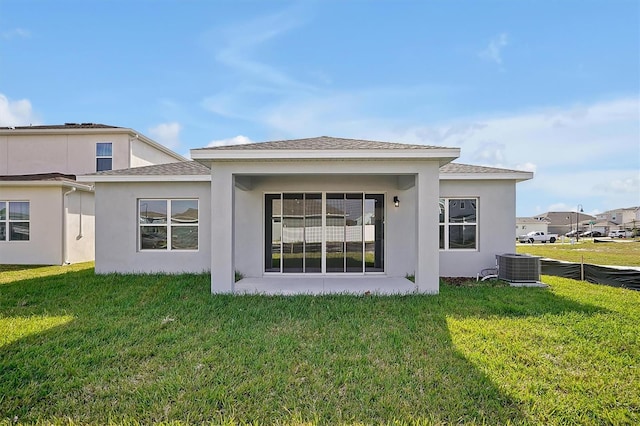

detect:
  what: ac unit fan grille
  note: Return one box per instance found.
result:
[496,253,541,282]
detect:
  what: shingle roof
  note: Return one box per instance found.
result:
[89,161,211,176]
[0,123,120,130]
[0,172,77,182]
[440,163,527,174]
[84,160,530,178]
[194,136,450,151]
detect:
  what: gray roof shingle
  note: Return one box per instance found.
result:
[0,123,120,130]
[85,160,530,178]
[440,163,528,174]
[89,161,211,176]
[0,172,77,182]
[194,136,450,151]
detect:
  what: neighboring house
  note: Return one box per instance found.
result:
[596,207,640,232]
[80,136,532,294]
[515,217,550,240]
[533,211,596,236]
[590,220,619,236]
[0,123,185,265]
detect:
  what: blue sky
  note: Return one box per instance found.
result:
[1,0,638,216]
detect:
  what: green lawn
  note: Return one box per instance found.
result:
[516,240,640,267]
[1,263,639,425]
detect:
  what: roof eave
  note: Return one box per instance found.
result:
[440,171,534,182]
[0,180,94,190]
[191,148,460,163]
[78,175,211,183]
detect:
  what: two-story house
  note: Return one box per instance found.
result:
[596,207,640,233]
[0,123,185,265]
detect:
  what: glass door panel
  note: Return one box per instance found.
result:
[304,193,322,272]
[345,193,363,272]
[282,193,304,273]
[325,193,345,273]
[365,194,384,272]
[267,192,385,274]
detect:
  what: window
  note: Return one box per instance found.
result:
[139,199,198,250]
[96,142,113,171]
[439,198,477,250]
[0,201,30,241]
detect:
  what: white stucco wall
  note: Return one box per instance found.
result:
[65,190,95,263]
[94,181,211,274]
[0,132,182,176]
[439,179,517,277]
[206,158,441,293]
[130,138,184,168]
[0,133,131,175]
[0,186,63,264]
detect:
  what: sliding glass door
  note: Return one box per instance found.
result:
[265,193,384,274]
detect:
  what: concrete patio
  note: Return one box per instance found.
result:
[234,276,418,295]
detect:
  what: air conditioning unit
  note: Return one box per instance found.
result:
[496,253,541,283]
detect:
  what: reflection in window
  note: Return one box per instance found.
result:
[1,201,30,241]
[96,142,113,172]
[139,199,198,250]
[439,198,477,250]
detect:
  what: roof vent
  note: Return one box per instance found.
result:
[496,253,540,283]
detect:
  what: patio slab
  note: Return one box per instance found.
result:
[234,276,418,295]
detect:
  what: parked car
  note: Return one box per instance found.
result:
[565,230,579,237]
[608,230,631,238]
[518,231,558,243]
[580,230,602,237]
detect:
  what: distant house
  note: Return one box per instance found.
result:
[0,124,185,265]
[80,136,533,294]
[596,207,640,232]
[533,211,597,236]
[515,217,550,239]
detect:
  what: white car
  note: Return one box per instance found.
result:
[608,230,631,238]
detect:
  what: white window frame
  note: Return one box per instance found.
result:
[96,142,113,172]
[138,199,199,251]
[0,201,30,242]
[439,197,478,251]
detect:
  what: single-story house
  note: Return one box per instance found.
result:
[80,136,533,294]
[515,217,550,240]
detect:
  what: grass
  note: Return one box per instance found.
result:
[517,239,640,267]
[1,263,639,425]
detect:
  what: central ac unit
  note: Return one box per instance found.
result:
[496,253,541,283]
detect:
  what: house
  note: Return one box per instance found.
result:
[596,207,640,233]
[532,211,596,236]
[515,217,550,240]
[80,136,532,294]
[0,123,185,265]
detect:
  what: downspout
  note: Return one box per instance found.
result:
[62,187,76,265]
[77,191,83,238]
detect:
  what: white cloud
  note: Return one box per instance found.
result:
[148,122,181,149]
[206,4,315,93]
[0,93,39,126]
[593,175,640,194]
[479,33,509,65]
[1,28,30,40]
[207,135,254,147]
